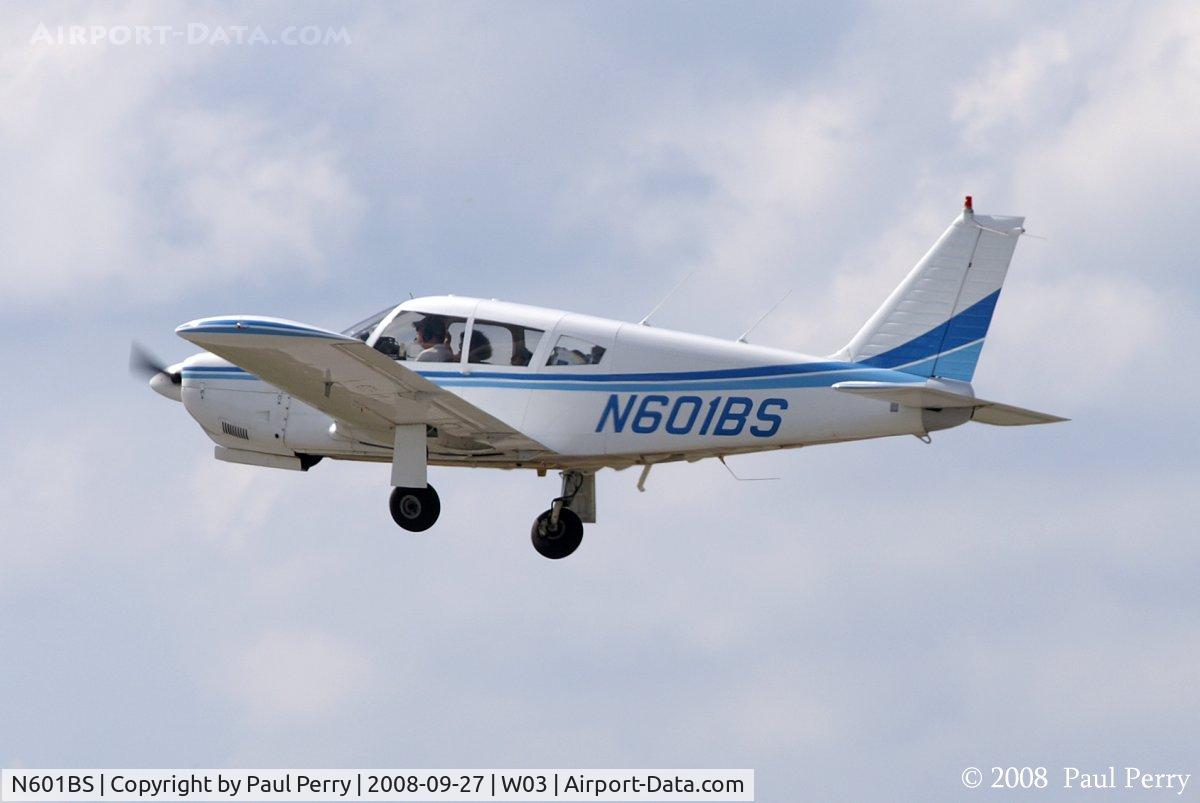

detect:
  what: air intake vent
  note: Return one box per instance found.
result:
[221,421,250,440]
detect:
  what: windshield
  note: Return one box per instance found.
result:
[341,305,397,341]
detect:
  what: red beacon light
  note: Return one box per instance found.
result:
[964,195,974,213]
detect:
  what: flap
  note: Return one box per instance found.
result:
[176,316,551,453]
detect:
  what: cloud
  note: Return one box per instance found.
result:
[0,5,363,307]
[224,629,376,721]
[957,1,1200,265]
[186,457,292,555]
[148,110,362,289]
[0,427,94,586]
[572,90,869,269]
[953,30,1074,147]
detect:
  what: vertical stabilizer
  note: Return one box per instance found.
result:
[837,197,1024,382]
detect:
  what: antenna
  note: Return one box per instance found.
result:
[636,464,651,492]
[736,290,791,343]
[718,456,779,482]
[638,272,694,326]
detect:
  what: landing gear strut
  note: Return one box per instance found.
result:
[531,471,590,559]
[389,484,440,532]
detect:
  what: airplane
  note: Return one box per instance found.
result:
[134,197,1065,559]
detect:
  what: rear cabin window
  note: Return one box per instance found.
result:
[466,320,545,367]
[546,335,607,366]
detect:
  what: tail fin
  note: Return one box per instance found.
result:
[838,197,1025,382]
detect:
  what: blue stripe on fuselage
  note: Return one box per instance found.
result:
[430,367,914,392]
[414,360,865,383]
[180,364,919,391]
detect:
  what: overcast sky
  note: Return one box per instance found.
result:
[1,2,1197,800]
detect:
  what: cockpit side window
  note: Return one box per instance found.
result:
[375,311,468,363]
[467,320,545,367]
[341,305,396,342]
[545,334,607,366]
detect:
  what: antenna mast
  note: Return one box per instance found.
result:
[736,290,792,343]
[638,272,694,326]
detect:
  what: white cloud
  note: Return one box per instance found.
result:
[957,1,1200,254]
[555,86,897,342]
[953,30,1074,147]
[978,271,1166,408]
[225,629,375,721]
[570,90,871,259]
[0,428,93,585]
[149,110,362,289]
[186,457,291,555]
[0,5,363,306]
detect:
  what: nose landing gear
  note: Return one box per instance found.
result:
[389,484,440,532]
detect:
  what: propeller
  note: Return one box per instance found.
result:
[129,342,181,385]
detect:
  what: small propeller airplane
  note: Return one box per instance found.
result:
[134,197,1065,559]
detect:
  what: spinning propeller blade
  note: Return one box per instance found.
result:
[129,342,181,385]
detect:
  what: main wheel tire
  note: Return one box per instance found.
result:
[389,485,440,532]
[530,507,584,559]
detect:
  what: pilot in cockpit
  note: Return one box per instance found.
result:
[413,317,454,362]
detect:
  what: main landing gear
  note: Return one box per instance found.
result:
[531,508,584,559]
[385,467,596,560]
[389,484,440,532]
[531,470,592,560]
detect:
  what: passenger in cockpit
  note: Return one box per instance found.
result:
[464,330,493,364]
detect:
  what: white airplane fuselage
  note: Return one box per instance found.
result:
[171,295,956,471]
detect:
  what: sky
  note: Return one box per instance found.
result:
[1,1,1198,800]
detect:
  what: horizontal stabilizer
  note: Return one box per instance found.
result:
[833,381,1068,427]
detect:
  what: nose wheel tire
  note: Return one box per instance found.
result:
[531,508,584,559]
[389,485,440,532]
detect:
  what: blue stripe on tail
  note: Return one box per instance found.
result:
[857,290,1001,381]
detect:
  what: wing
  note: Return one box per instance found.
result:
[832,381,1068,426]
[176,316,551,454]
